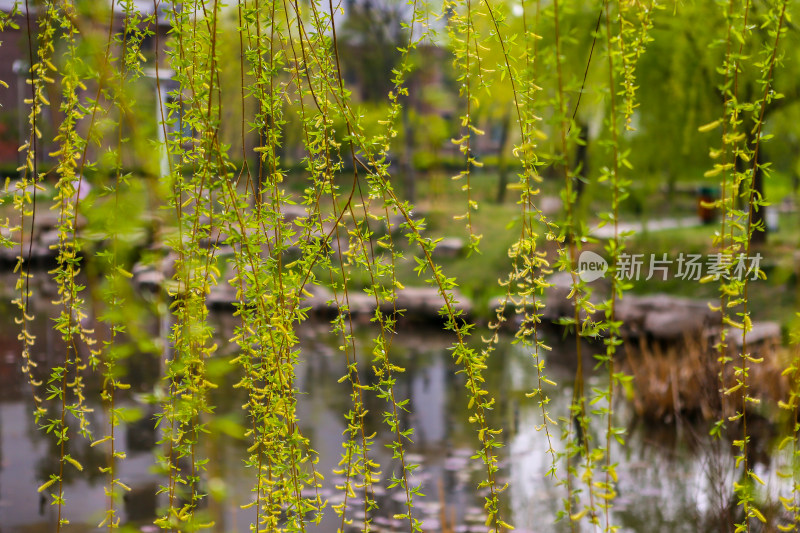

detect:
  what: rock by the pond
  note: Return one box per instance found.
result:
[132,252,178,292]
[543,271,575,319]
[0,211,89,265]
[305,285,472,320]
[199,281,472,322]
[341,292,377,315]
[207,282,238,308]
[540,195,562,215]
[383,210,426,236]
[486,271,607,326]
[39,229,61,250]
[432,237,465,259]
[642,309,707,340]
[617,293,720,340]
[132,267,164,292]
[542,271,607,321]
[386,286,472,319]
[491,280,724,342]
[726,320,781,348]
[299,283,334,313]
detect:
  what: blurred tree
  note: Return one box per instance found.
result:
[630,0,799,244]
[340,0,408,103]
[340,0,418,200]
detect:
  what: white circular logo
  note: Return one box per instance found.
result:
[578,251,608,282]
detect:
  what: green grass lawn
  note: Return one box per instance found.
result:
[393,172,800,327]
[4,169,797,329]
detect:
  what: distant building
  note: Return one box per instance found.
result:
[0,1,171,172]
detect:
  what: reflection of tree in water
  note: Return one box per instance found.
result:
[124,481,159,524]
[33,404,108,488]
[0,271,162,398]
[10,291,790,531]
[340,0,408,102]
[615,414,782,533]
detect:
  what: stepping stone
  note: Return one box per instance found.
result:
[432,237,465,258]
[726,321,781,347]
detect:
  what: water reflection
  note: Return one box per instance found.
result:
[502,335,793,533]
[0,275,794,532]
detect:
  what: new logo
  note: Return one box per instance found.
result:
[578,251,608,282]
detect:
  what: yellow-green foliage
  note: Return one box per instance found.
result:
[2,0,797,532]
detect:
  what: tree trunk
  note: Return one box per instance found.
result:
[495,112,512,204]
[750,161,766,245]
[574,122,589,201]
[401,103,416,203]
[741,128,767,246]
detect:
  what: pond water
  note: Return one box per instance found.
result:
[0,272,793,532]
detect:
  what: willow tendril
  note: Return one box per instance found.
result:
[6,0,800,531]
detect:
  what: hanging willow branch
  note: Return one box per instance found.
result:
[4,0,800,532]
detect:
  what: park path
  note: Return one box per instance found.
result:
[590,216,701,239]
